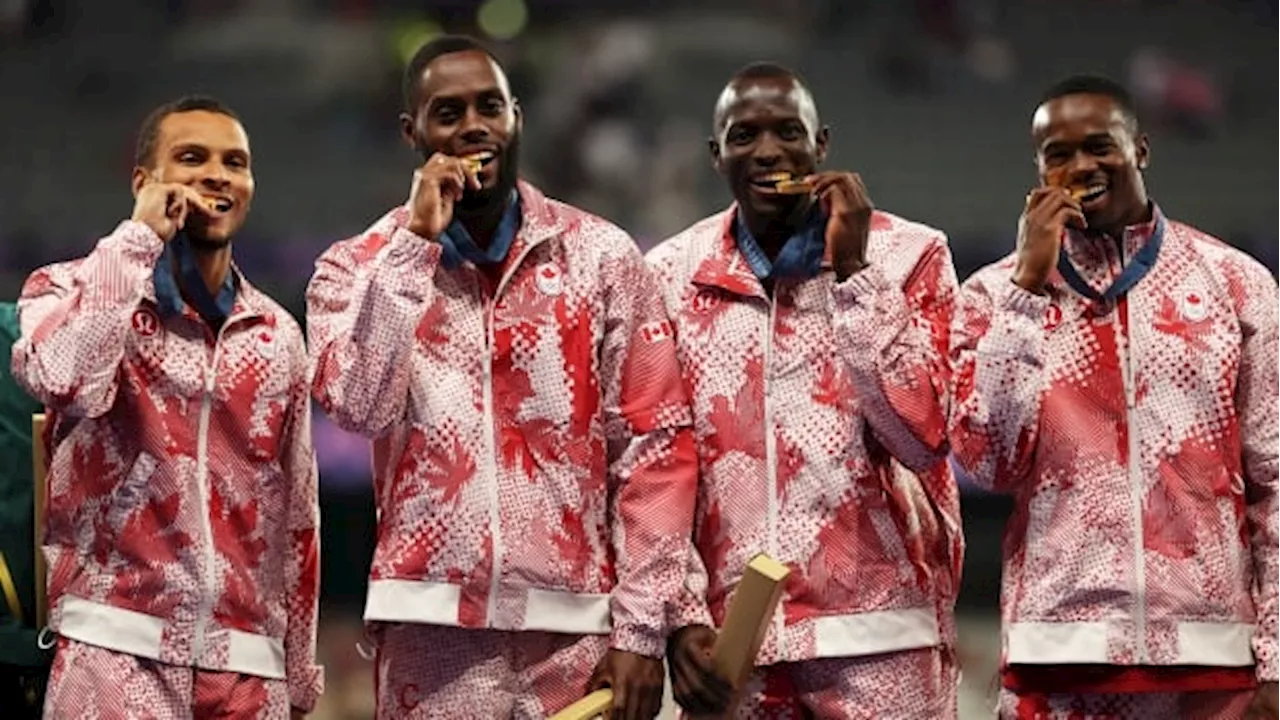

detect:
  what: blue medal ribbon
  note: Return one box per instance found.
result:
[1056,212,1164,303]
[438,191,522,270]
[733,206,826,282]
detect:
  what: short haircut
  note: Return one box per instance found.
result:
[715,61,816,131]
[402,34,506,112]
[731,61,807,87]
[135,95,241,169]
[1038,74,1140,133]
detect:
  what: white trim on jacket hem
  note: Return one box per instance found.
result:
[363,579,612,634]
[810,606,941,658]
[1006,620,1257,665]
[57,595,286,679]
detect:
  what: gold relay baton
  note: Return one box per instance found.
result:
[549,553,790,720]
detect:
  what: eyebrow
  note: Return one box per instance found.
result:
[427,88,505,106]
[1040,131,1115,148]
[169,142,251,161]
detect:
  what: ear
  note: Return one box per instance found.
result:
[399,111,418,150]
[1031,152,1048,185]
[815,125,831,165]
[1134,132,1151,170]
[708,136,724,175]
[512,97,524,134]
[131,167,150,198]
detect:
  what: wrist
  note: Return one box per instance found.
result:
[834,257,868,282]
[404,219,437,241]
[1011,267,1048,295]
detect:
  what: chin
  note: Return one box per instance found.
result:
[187,232,234,251]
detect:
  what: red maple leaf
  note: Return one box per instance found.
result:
[206,481,270,629]
[811,360,853,410]
[112,493,194,616]
[705,355,765,462]
[425,433,477,505]
[556,300,600,438]
[552,506,591,589]
[414,296,452,361]
[697,500,734,591]
[1145,434,1241,559]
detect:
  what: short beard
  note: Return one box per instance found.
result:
[417,132,521,220]
[183,221,233,252]
[186,234,232,253]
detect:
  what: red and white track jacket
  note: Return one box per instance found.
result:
[950,207,1279,682]
[11,221,324,711]
[306,181,697,659]
[646,207,963,665]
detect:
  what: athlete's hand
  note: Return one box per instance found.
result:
[587,649,665,720]
[406,154,483,239]
[131,181,208,242]
[1013,187,1084,294]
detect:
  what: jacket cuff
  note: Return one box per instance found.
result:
[609,623,666,660]
[288,664,324,714]
[1255,634,1278,682]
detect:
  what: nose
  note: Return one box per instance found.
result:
[199,163,232,190]
[459,106,492,144]
[1065,149,1101,179]
[751,132,784,168]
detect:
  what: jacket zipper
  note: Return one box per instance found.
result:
[1115,241,1148,664]
[763,295,784,654]
[482,299,501,625]
[479,237,550,626]
[191,316,243,664]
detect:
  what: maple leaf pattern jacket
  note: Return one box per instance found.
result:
[10,221,324,712]
[949,207,1279,682]
[646,207,963,665]
[306,181,698,658]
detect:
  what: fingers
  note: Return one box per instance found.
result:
[587,663,610,694]
[1025,186,1078,215]
[638,680,661,720]
[1059,204,1087,230]
[1036,191,1084,230]
[421,155,472,199]
[608,680,626,720]
[617,673,661,720]
[670,647,733,716]
[809,172,871,218]
[178,186,211,220]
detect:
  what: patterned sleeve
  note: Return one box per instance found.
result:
[281,340,324,712]
[830,235,957,471]
[12,221,166,418]
[947,270,1052,492]
[306,210,442,437]
[1233,260,1279,682]
[600,234,699,658]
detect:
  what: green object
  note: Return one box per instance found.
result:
[0,302,51,667]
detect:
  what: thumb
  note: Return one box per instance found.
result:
[587,657,612,692]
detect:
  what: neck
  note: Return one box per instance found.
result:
[188,245,233,296]
[1095,198,1154,241]
[741,202,811,261]
[457,195,510,250]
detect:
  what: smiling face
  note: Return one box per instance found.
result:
[400,49,522,214]
[710,75,828,227]
[131,109,254,248]
[1032,92,1150,234]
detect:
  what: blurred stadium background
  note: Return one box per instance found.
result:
[2,0,1275,717]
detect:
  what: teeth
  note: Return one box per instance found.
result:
[775,178,814,195]
[463,151,493,173]
[759,172,791,183]
[1069,186,1106,200]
